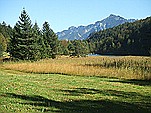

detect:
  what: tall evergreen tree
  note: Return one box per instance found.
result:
[32,22,42,60]
[42,22,52,58]
[42,22,58,58]
[10,8,35,60]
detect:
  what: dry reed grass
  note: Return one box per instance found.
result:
[1,56,151,80]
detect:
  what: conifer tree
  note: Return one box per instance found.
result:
[10,8,35,60]
[42,22,52,58]
[32,22,42,60]
[42,21,58,58]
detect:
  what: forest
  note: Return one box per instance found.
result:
[0,9,151,61]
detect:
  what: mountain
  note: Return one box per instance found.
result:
[57,14,135,40]
[87,17,151,56]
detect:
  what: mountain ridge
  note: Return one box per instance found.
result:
[87,16,151,56]
[57,14,135,40]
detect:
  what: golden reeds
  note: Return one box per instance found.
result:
[1,56,151,80]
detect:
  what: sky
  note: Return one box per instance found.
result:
[0,0,151,32]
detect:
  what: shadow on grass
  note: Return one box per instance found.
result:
[109,79,151,86]
[2,90,151,113]
[59,88,150,99]
[59,88,102,96]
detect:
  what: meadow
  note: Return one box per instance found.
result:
[1,56,151,80]
[0,70,151,113]
[0,56,151,113]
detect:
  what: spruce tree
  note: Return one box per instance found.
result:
[32,22,42,60]
[42,22,52,58]
[50,31,58,58]
[10,8,35,60]
[42,22,58,58]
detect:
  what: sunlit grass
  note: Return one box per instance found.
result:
[0,70,151,113]
[1,56,151,80]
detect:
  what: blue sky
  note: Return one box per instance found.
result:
[0,0,151,32]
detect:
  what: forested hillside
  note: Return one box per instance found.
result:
[87,17,151,56]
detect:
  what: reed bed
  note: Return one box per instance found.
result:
[1,56,151,80]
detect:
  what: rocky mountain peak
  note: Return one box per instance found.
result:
[57,14,135,40]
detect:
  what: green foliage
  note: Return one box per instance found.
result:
[0,21,13,40]
[8,9,59,60]
[0,33,7,56]
[57,40,89,57]
[10,9,36,60]
[32,22,43,60]
[73,40,83,56]
[87,17,151,56]
[70,40,89,57]
[67,41,75,54]
[0,22,13,53]
[42,21,59,59]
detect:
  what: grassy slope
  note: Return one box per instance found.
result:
[0,69,151,113]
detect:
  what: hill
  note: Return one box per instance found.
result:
[87,17,151,56]
[57,14,135,40]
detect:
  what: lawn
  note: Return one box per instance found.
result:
[0,69,151,113]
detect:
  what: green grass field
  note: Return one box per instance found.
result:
[0,69,151,113]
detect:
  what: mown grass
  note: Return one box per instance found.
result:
[1,56,151,80]
[0,69,151,113]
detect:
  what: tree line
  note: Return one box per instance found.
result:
[0,9,151,61]
[0,9,89,60]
